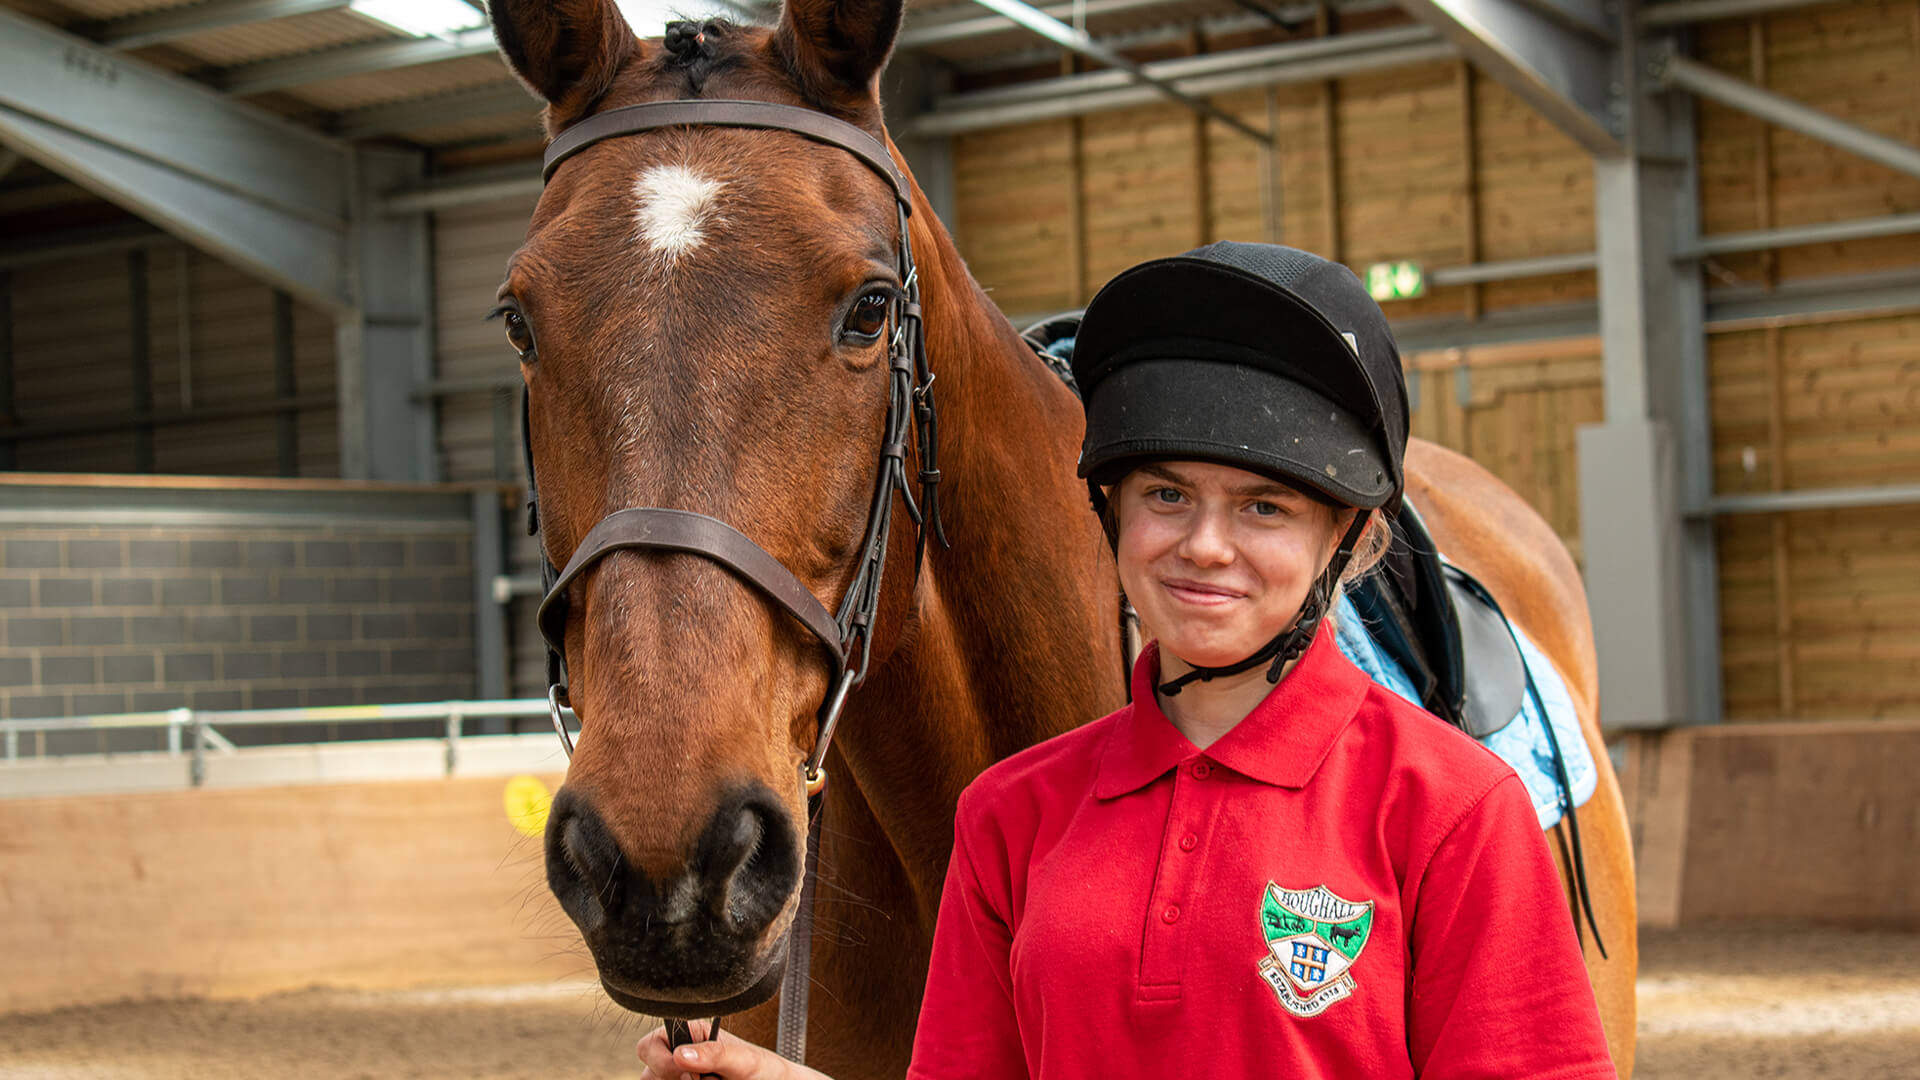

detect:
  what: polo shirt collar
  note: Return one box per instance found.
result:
[1093,624,1370,799]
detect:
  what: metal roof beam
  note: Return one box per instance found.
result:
[1392,0,1622,155]
[1640,0,1827,27]
[92,0,353,51]
[215,27,496,96]
[961,0,1271,142]
[0,8,350,311]
[909,28,1454,135]
[1655,51,1920,181]
[332,82,540,139]
[904,0,1195,48]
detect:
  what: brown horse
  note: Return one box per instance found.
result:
[485,0,1636,1075]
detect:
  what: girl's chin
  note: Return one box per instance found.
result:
[1160,637,1269,671]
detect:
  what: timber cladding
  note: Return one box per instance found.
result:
[0,773,573,1011]
[949,0,1919,725]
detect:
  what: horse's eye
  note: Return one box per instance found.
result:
[503,311,536,359]
[841,292,891,344]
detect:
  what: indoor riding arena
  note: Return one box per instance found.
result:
[2,0,1917,1077]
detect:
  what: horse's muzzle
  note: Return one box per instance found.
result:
[545,782,801,1012]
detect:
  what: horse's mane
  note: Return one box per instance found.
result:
[660,18,753,93]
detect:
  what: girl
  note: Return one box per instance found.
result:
[639,242,1613,1079]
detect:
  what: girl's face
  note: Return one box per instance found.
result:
[1114,461,1348,671]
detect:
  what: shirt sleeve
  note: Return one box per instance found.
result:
[1405,773,1615,1080]
[905,810,1029,1080]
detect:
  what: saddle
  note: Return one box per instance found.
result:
[1020,313,1526,740]
[1348,507,1525,738]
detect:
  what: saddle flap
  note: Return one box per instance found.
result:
[1441,564,1526,739]
[1349,504,1524,739]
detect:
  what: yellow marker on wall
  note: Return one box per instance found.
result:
[504,775,553,838]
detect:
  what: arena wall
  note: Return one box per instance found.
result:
[0,757,574,1012]
[0,476,486,736]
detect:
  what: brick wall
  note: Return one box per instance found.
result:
[1,518,479,753]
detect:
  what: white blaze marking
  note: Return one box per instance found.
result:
[633,164,726,263]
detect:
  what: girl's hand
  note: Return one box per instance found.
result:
[636,1022,834,1080]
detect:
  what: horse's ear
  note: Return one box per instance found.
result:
[490,0,641,124]
[775,0,905,103]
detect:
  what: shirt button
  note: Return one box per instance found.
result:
[1178,833,1198,852]
[1191,761,1212,780]
[1161,905,1181,924]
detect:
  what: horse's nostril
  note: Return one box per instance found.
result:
[696,792,795,930]
[545,790,625,930]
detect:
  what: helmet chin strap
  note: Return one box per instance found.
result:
[1157,511,1372,698]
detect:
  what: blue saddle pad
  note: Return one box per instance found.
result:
[1332,592,1597,830]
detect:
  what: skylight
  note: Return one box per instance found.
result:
[349,0,486,39]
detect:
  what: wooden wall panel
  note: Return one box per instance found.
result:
[1405,340,1602,559]
[1079,103,1209,297]
[1693,3,1920,283]
[1710,313,1920,722]
[952,119,1080,317]
[1711,315,1920,495]
[1467,71,1596,311]
[1334,62,1474,322]
[0,773,574,1011]
[1202,89,1274,245]
[5,245,338,478]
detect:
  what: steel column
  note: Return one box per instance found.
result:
[128,249,154,472]
[273,291,299,477]
[0,269,12,470]
[471,490,509,701]
[1578,24,1717,729]
[337,146,438,482]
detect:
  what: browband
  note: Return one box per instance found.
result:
[542,99,911,212]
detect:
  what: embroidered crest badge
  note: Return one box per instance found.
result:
[1257,882,1374,1017]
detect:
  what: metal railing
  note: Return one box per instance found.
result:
[0,700,550,784]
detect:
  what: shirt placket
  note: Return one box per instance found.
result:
[1138,755,1223,1002]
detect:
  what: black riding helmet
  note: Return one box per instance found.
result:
[1071,241,1412,695]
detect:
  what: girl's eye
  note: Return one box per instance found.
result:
[1250,500,1281,517]
[842,292,890,343]
[503,311,536,358]
[1152,487,1184,505]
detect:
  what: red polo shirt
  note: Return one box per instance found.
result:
[907,626,1612,1079]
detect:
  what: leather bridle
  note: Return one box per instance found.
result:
[523,99,944,1064]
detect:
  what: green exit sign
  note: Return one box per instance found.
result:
[1365,260,1425,302]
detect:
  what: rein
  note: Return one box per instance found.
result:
[523,99,944,1065]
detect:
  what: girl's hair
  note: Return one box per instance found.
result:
[1337,510,1392,594]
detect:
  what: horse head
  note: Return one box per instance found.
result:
[488,0,925,1016]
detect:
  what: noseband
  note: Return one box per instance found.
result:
[523,99,943,1064]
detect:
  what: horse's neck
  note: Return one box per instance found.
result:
[826,187,1125,921]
